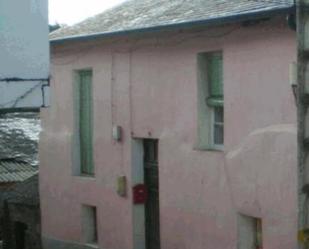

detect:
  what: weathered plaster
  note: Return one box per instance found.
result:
[40,17,297,249]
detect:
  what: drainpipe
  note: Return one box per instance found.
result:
[297,0,309,248]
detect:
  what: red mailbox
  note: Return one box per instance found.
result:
[133,184,148,204]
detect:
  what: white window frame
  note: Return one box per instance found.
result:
[209,106,224,150]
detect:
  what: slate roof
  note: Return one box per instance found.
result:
[0,112,40,166]
[50,0,295,42]
[0,158,38,183]
[2,174,39,206]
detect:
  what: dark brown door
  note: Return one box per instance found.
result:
[144,139,160,249]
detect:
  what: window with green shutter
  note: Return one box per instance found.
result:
[207,52,223,107]
[197,51,224,150]
[76,70,94,175]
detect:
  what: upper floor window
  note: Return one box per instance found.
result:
[197,51,224,150]
[75,70,94,176]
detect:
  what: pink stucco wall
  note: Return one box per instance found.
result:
[40,16,297,249]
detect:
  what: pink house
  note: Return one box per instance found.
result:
[40,1,297,249]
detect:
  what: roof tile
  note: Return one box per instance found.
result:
[50,0,294,41]
[0,159,37,183]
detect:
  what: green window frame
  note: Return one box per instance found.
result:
[207,52,224,147]
[197,51,224,150]
[207,52,223,107]
[76,70,94,175]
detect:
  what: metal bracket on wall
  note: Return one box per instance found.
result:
[0,77,49,82]
[0,77,51,111]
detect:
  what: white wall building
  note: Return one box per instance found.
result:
[0,0,49,111]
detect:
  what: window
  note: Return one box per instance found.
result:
[75,70,94,175]
[81,205,98,245]
[197,51,224,150]
[238,214,263,249]
[207,52,224,146]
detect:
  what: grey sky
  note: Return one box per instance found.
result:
[49,0,126,25]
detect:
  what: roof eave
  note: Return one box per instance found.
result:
[50,5,295,45]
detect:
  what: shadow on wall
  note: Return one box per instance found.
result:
[226,124,297,217]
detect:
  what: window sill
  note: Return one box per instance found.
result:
[81,173,95,177]
[193,144,224,152]
[74,174,96,180]
[84,243,99,249]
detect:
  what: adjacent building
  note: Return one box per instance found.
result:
[0,112,41,245]
[1,174,41,249]
[41,1,297,249]
[0,0,47,247]
[0,0,49,111]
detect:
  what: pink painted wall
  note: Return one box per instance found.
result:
[40,17,297,249]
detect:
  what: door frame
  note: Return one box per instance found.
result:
[131,138,160,249]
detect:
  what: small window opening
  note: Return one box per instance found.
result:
[81,205,98,245]
[238,214,263,249]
